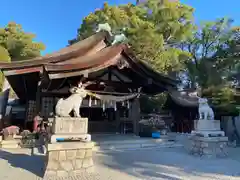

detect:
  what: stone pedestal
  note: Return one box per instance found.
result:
[44,117,94,178]
[187,119,228,157]
[45,142,94,177]
[0,139,20,148]
[191,120,225,137]
[188,136,228,157]
[52,117,88,134]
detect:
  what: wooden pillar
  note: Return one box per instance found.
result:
[31,80,42,131]
[132,98,140,136]
[36,81,42,115]
[115,109,120,133]
[0,78,10,129]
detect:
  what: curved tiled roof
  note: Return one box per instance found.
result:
[0,31,109,70]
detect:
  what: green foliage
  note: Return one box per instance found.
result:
[69,0,195,74]
[140,93,167,113]
[0,45,10,62]
[184,18,234,88]
[0,46,11,90]
[185,18,240,112]
[0,22,45,61]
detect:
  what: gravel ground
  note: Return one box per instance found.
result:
[0,147,240,180]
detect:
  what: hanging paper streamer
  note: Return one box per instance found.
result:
[102,101,106,111]
[94,98,97,105]
[110,100,113,107]
[89,96,92,107]
[127,101,130,109]
[114,102,117,111]
[122,101,125,106]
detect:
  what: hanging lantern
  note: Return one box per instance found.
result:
[89,96,92,107]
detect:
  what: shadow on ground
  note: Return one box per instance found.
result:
[95,147,240,180]
[0,149,45,178]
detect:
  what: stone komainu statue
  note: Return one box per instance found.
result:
[198,97,214,120]
[55,87,87,117]
[96,23,113,36]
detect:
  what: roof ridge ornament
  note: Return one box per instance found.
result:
[112,33,127,45]
[96,23,113,36]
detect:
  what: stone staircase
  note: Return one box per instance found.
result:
[92,134,182,151]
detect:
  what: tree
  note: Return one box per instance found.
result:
[0,22,45,61]
[0,46,10,90]
[69,0,195,75]
[183,18,234,89]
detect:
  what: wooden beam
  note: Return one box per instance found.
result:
[111,68,132,83]
[3,67,42,76]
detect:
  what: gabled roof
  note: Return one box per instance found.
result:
[0,31,178,101]
[1,31,109,75]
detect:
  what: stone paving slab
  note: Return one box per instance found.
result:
[1,146,240,180]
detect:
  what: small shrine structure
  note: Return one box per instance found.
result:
[0,29,177,136]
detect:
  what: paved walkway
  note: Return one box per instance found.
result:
[0,147,240,180]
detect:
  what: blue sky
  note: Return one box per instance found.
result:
[1,0,239,54]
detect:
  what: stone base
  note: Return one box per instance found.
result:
[50,134,91,143]
[194,120,221,131]
[0,139,20,148]
[52,117,88,134]
[187,136,228,158]
[191,130,225,137]
[44,141,94,177]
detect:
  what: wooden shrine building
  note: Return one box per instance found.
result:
[0,31,177,135]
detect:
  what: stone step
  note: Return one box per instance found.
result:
[93,138,179,151]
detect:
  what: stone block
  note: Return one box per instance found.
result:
[200,142,208,148]
[76,149,86,159]
[73,159,83,169]
[56,170,68,177]
[46,161,59,170]
[47,141,94,151]
[85,149,93,158]
[86,166,95,173]
[194,120,221,131]
[44,170,57,177]
[0,140,19,148]
[66,150,77,160]
[60,160,73,171]
[73,169,86,175]
[48,151,59,161]
[52,117,88,134]
[82,158,93,168]
[202,147,213,155]
[58,150,66,161]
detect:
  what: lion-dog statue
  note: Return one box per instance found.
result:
[55,87,87,117]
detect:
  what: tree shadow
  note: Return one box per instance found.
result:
[0,149,45,178]
[94,147,240,179]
